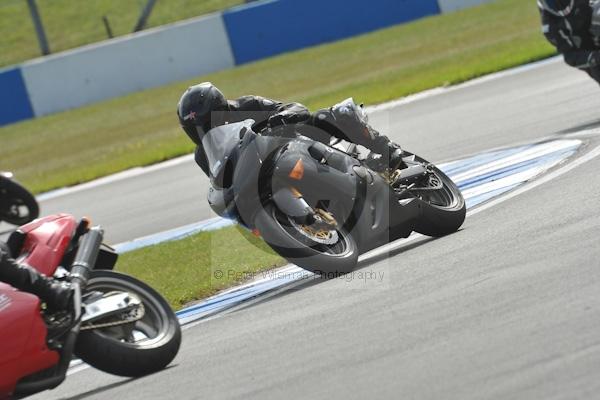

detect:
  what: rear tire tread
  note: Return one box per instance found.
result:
[74,270,181,377]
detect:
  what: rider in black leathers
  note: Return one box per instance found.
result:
[538,0,600,83]
[177,82,403,177]
[0,241,72,310]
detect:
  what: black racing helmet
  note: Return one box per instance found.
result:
[537,0,574,16]
[177,82,229,145]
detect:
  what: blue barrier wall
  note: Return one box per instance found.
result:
[0,0,497,127]
[20,14,234,117]
[223,0,441,64]
[0,68,34,125]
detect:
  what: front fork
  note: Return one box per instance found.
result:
[271,186,316,223]
[269,148,361,233]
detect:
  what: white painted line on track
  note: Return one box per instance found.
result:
[133,138,583,330]
[467,140,600,218]
[450,140,580,183]
[356,139,600,264]
[175,135,592,332]
[65,137,596,377]
[366,56,562,113]
[37,154,194,202]
[111,138,581,254]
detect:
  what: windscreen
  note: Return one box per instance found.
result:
[333,98,369,125]
[201,120,253,177]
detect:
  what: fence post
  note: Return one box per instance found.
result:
[133,0,158,32]
[102,15,114,38]
[26,0,51,55]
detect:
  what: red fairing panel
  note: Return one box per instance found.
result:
[19,214,77,276]
[0,285,59,397]
[0,214,76,396]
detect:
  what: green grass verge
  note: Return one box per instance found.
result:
[115,225,286,310]
[0,0,244,67]
[0,0,555,194]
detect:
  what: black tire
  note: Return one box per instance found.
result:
[0,179,39,225]
[409,155,466,237]
[75,270,181,377]
[254,204,359,275]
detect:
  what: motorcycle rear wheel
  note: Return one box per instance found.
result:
[407,154,466,237]
[75,270,181,377]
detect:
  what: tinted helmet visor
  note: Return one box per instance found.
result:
[183,125,204,145]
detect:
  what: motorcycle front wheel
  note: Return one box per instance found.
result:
[75,270,181,377]
[0,179,39,225]
[253,204,359,275]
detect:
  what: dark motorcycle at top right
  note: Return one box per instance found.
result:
[203,99,465,274]
[0,172,39,226]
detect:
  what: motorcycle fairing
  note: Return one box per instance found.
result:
[0,286,58,397]
[202,120,423,254]
[268,139,421,253]
[17,214,77,276]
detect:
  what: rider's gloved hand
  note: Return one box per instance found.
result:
[365,140,404,172]
[267,113,289,128]
[266,112,298,138]
[267,114,287,128]
[267,110,309,128]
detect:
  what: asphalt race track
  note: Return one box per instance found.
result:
[29,58,600,400]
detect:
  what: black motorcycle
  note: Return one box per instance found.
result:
[202,99,465,274]
[0,172,39,225]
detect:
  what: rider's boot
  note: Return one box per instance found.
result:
[365,141,404,172]
[345,116,405,172]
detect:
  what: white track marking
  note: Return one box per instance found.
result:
[466,143,600,217]
[110,139,580,253]
[37,154,194,202]
[358,142,600,264]
[450,140,580,183]
[64,140,599,378]
[366,56,562,113]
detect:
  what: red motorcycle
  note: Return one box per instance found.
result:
[0,214,181,399]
